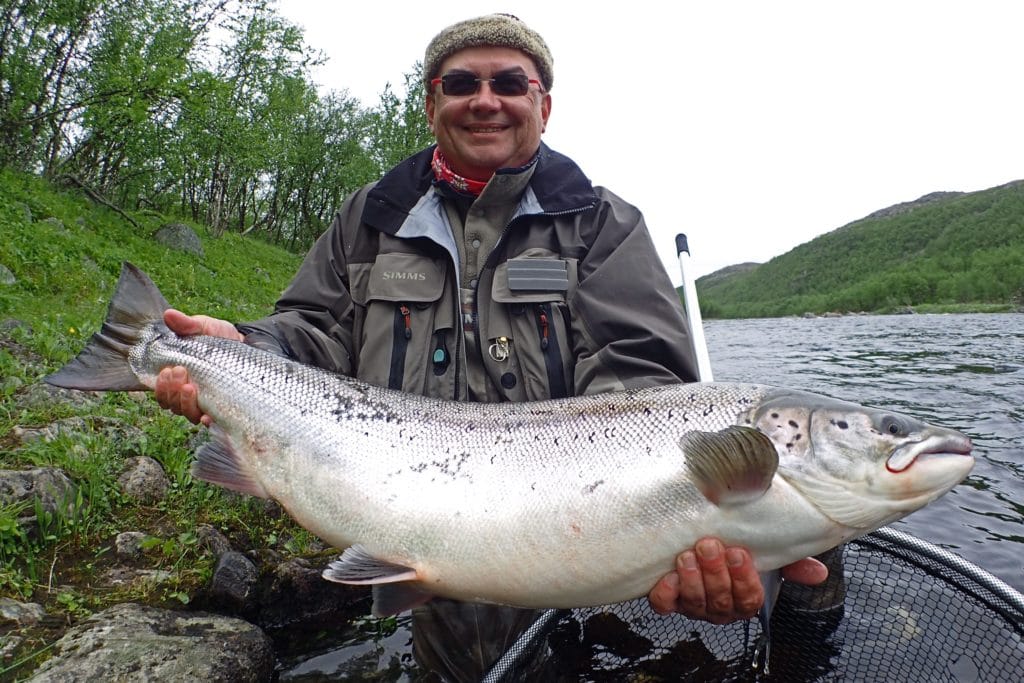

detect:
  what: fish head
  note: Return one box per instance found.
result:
[748,389,974,530]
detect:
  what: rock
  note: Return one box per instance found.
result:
[0,468,75,520]
[12,414,140,446]
[0,263,14,285]
[196,523,233,558]
[101,567,172,588]
[0,318,29,334]
[209,552,259,613]
[1,634,23,659]
[14,201,32,223]
[41,216,67,234]
[254,558,364,632]
[114,531,148,561]
[116,456,169,503]
[154,222,204,258]
[15,382,101,413]
[24,602,274,682]
[0,598,46,626]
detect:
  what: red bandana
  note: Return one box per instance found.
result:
[432,147,488,196]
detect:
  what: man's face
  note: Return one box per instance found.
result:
[426,46,551,180]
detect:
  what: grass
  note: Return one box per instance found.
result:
[0,167,320,675]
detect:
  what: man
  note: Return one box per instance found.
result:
[156,14,826,679]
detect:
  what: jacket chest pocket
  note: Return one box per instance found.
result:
[489,256,577,400]
[353,253,452,394]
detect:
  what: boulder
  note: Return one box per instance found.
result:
[154,223,204,258]
[25,603,274,682]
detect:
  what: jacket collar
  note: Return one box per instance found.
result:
[363,143,598,236]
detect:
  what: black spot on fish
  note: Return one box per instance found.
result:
[582,480,605,494]
[831,419,849,430]
[789,420,799,428]
[771,412,780,419]
[703,404,714,416]
[795,434,802,441]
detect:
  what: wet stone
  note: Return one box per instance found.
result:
[24,602,273,682]
[210,551,259,611]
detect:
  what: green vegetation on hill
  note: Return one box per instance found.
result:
[0,167,302,351]
[696,181,1024,318]
[0,166,315,667]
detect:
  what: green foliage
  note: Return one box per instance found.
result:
[0,166,314,619]
[0,0,433,254]
[696,183,1024,317]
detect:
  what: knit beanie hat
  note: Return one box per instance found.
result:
[424,14,554,91]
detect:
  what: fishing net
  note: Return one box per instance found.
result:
[481,527,1024,682]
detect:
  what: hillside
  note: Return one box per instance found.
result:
[695,181,1024,318]
[0,168,303,349]
[0,167,320,676]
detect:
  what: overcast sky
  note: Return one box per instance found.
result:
[275,1,1024,283]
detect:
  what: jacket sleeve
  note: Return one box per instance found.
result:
[569,188,700,394]
[236,188,369,375]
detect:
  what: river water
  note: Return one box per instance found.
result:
[278,312,1024,679]
[704,312,1024,593]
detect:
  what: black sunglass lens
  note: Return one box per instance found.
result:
[492,74,530,96]
[442,74,478,96]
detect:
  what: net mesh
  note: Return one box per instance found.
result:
[483,528,1024,682]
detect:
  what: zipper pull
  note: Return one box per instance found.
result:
[432,331,449,374]
[488,336,510,362]
[399,304,411,339]
[537,307,550,350]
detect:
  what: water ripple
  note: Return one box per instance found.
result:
[706,312,1024,592]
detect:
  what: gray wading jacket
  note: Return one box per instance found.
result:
[240,144,699,401]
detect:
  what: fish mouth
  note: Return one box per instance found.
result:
[886,432,973,473]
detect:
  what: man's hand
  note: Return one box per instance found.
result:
[153,309,243,425]
[648,537,828,623]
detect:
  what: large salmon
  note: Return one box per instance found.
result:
[46,263,974,616]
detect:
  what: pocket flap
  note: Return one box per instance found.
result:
[365,253,446,303]
[493,258,569,303]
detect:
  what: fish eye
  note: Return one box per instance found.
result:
[880,416,905,436]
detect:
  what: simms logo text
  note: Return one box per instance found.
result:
[382,271,427,281]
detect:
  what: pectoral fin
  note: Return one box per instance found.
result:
[681,426,779,506]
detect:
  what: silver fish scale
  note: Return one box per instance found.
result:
[47,265,974,611]
[135,329,785,606]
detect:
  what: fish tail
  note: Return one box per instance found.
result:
[45,262,169,391]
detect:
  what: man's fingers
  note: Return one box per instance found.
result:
[163,309,203,336]
[780,557,828,585]
[154,366,205,424]
[694,539,733,619]
[648,571,681,616]
[724,548,764,618]
[162,310,243,341]
[673,549,707,616]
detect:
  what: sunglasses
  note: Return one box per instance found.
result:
[431,72,542,97]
